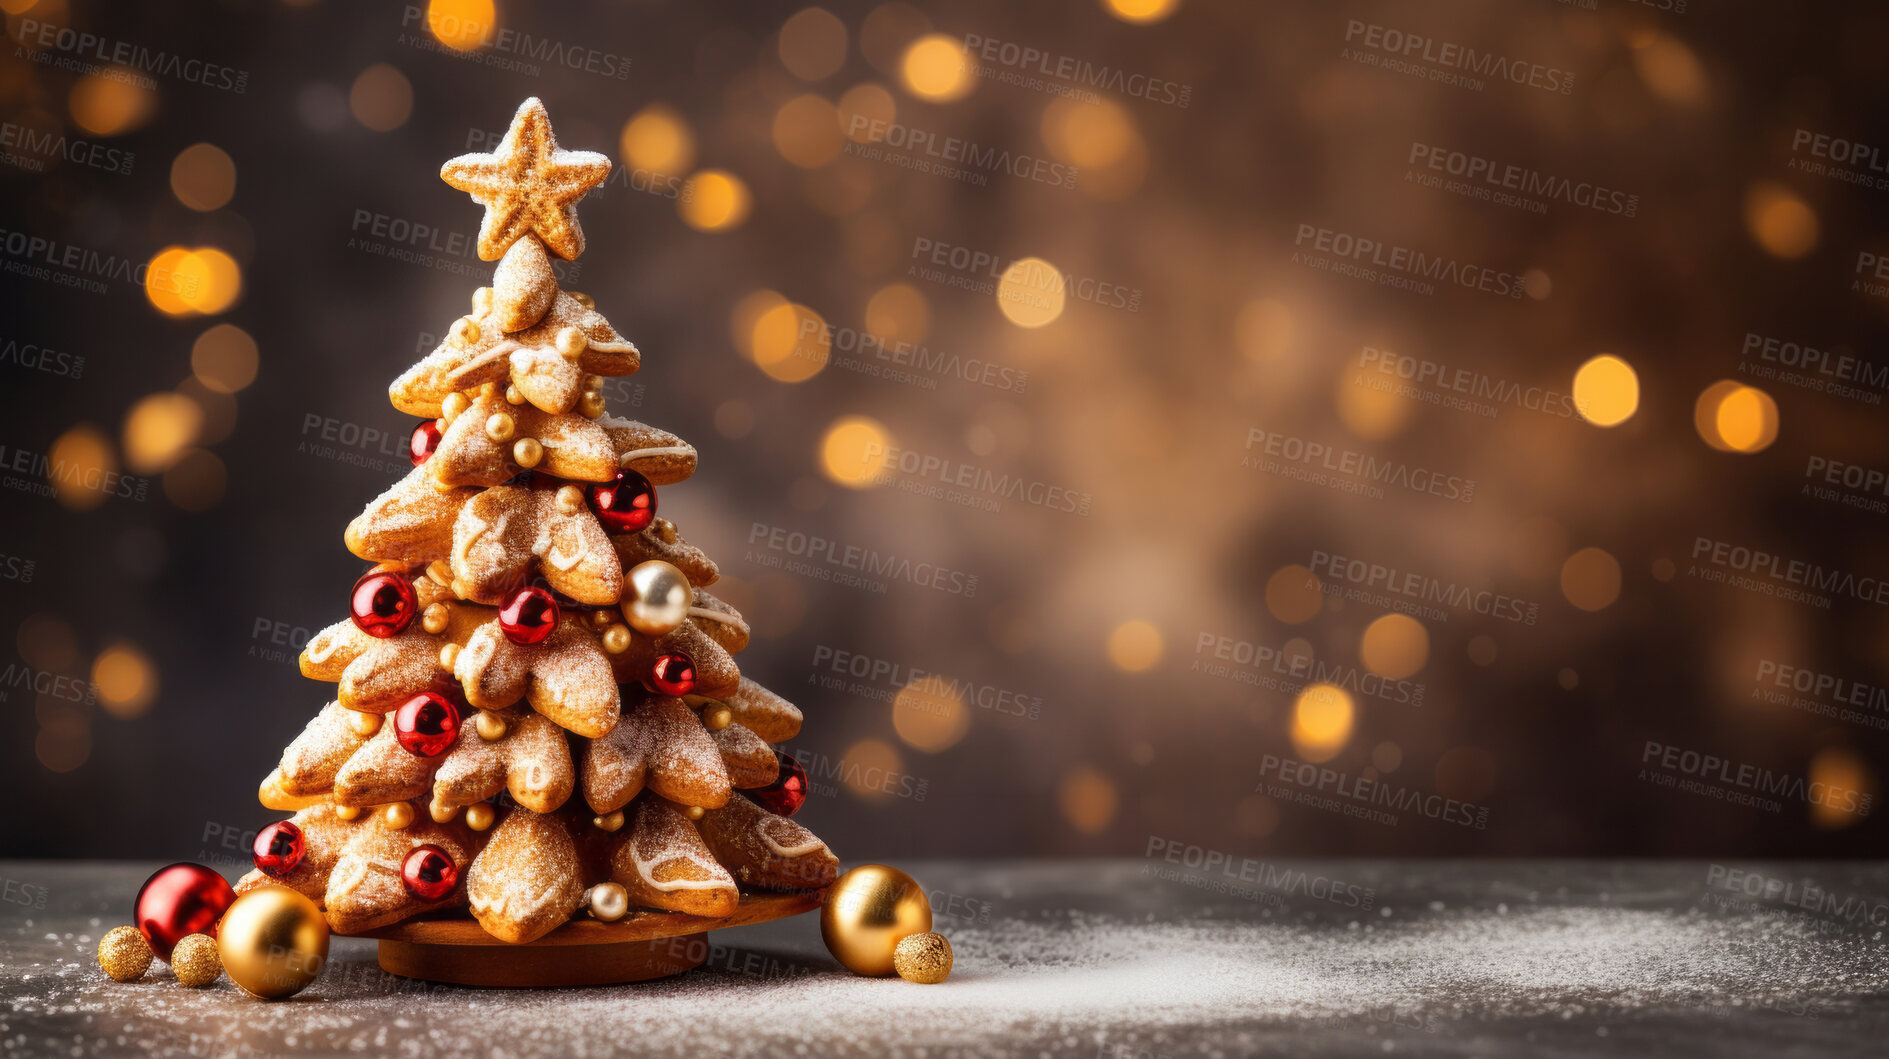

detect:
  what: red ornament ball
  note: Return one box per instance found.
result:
[401,845,457,900]
[646,652,696,697]
[251,821,306,878]
[588,469,657,534]
[498,586,560,645]
[394,691,462,757]
[750,750,809,817]
[350,570,417,639]
[134,863,237,960]
[408,421,442,465]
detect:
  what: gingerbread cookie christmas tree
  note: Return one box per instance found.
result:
[237,99,836,945]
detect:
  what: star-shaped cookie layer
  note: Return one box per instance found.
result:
[441,97,609,261]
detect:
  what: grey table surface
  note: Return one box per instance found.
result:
[1,858,1885,1057]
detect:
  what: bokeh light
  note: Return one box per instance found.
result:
[1632,33,1708,106]
[1107,620,1164,672]
[68,68,156,135]
[996,257,1066,327]
[1058,766,1119,833]
[1695,381,1778,453]
[17,614,79,671]
[1103,0,1181,24]
[1744,182,1819,259]
[900,34,974,102]
[678,170,752,231]
[860,2,931,75]
[47,424,117,511]
[349,63,412,132]
[620,104,695,174]
[1560,547,1623,611]
[1291,683,1355,763]
[772,94,845,168]
[864,282,929,344]
[1265,565,1324,623]
[1235,298,1294,363]
[819,415,891,488]
[1572,354,1640,427]
[1808,748,1872,830]
[122,393,202,474]
[426,0,494,51]
[1359,614,1429,679]
[838,738,904,800]
[892,674,970,752]
[837,82,898,142]
[779,7,848,81]
[191,323,259,394]
[93,642,157,719]
[751,301,831,383]
[169,143,236,211]
[146,247,242,316]
[1337,368,1412,439]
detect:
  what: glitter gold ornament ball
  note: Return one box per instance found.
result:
[893,932,953,984]
[820,864,932,977]
[97,925,152,981]
[170,933,223,987]
[217,886,330,999]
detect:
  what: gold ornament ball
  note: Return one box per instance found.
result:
[171,933,223,987]
[513,437,543,468]
[893,932,953,984]
[820,865,932,977]
[587,882,629,922]
[383,802,415,829]
[217,886,330,999]
[623,560,691,637]
[465,803,496,831]
[484,412,516,443]
[97,925,152,981]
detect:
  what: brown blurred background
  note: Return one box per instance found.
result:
[3,0,1887,860]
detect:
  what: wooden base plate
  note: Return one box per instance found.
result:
[359,890,826,988]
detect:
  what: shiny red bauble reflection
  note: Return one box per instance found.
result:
[394,691,462,758]
[251,821,306,877]
[350,570,417,638]
[401,845,458,900]
[498,586,560,645]
[646,652,696,696]
[588,469,657,534]
[750,750,809,817]
[409,421,442,465]
[134,863,237,959]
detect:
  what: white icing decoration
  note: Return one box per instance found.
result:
[306,631,342,664]
[633,845,732,892]
[536,516,589,571]
[759,823,824,860]
[446,340,518,384]
[456,631,494,681]
[620,445,693,467]
[688,607,740,626]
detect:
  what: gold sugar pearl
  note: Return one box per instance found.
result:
[555,326,588,358]
[582,374,605,394]
[893,932,953,984]
[441,393,471,422]
[571,291,595,309]
[589,608,616,628]
[348,711,383,738]
[439,642,462,671]
[655,518,679,544]
[578,391,606,419]
[422,602,451,635]
[512,437,543,468]
[555,484,585,515]
[505,384,526,405]
[449,316,481,349]
[475,710,508,742]
[477,380,498,399]
[429,798,458,824]
[170,933,222,988]
[97,925,152,981]
[335,805,362,821]
[683,805,706,821]
[593,810,625,832]
[425,560,454,586]
[383,803,415,829]
[587,882,628,922]
[704,706,733,731]
[465,803,496,831]
[485,412,516,443]
[601,625,631,654]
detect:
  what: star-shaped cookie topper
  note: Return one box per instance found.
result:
[441,97,610,262]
